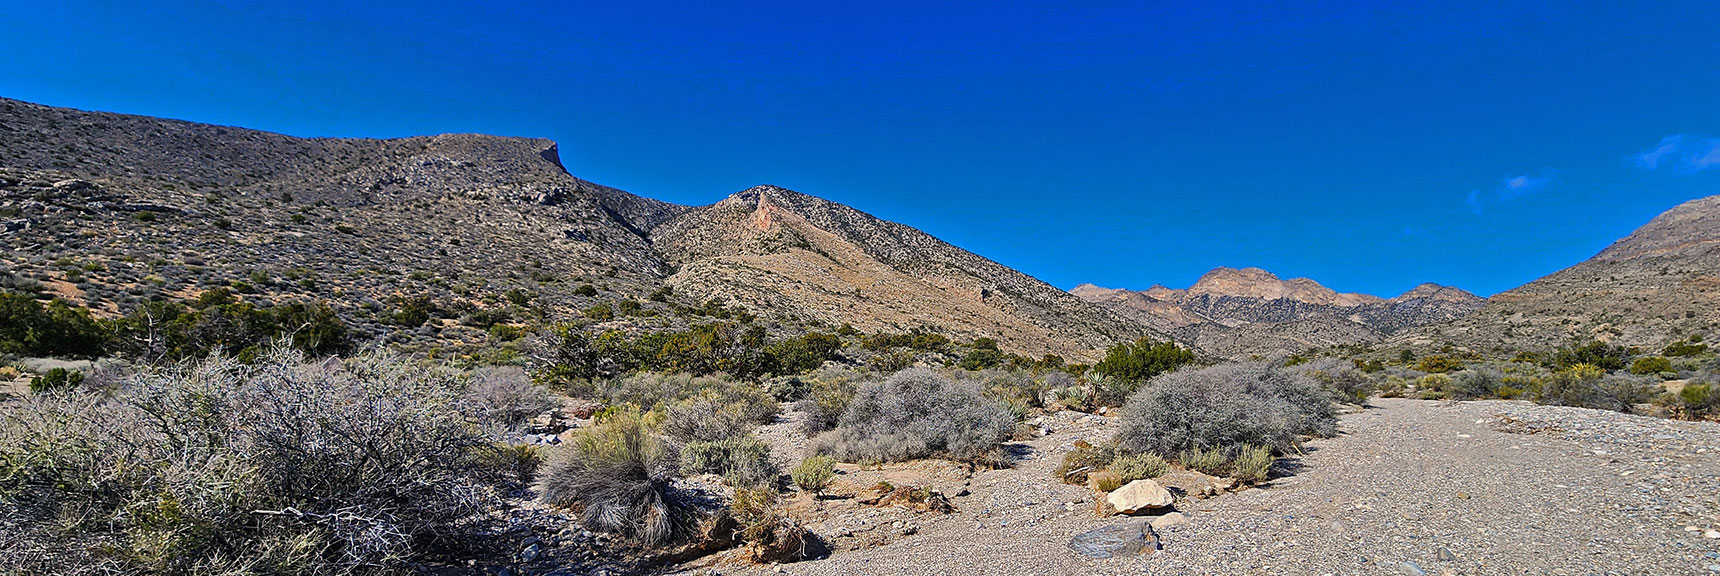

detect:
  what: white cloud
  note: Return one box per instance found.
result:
[1465,170,1556,214]
[1636,134,1720,173]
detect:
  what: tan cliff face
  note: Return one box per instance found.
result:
[1074,269,1483,358]
[1394,194,1720,354]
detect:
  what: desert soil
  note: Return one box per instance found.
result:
[716,398,1720,576]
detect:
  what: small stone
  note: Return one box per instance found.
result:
[1455,492,1469,500]
[1707,530,1720,539]
[1435,547,1455,561]
[1398,561,1427,576]
[1149,512,1189,531]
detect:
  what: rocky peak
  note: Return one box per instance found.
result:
[1390,282,1482,304]
[1593,195,1720,263]
[1186,266,1378,307]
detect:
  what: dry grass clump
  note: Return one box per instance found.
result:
[537,408,690,546]
[0,348,505,575]
[681,435,778,488]
[811,367,1015,465]
[795,366,867,436]
[603,372,779,425]
[1107,452,1169,482]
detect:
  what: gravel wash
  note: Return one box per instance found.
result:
[714,398,1720,576]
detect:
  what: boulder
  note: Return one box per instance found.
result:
[1068,521,1161,559]
[1106,479,1174,514]
[1149,512,1189,531]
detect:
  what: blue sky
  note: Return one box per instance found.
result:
[3,1,1717,297]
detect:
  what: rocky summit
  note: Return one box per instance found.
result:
[1073,267,1483,358]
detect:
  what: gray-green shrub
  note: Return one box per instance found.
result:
[811,367,1015,464]
[0,348,504,575]
[1115,362,1337,457]
[681,435,778,488]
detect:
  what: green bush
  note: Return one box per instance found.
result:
[27,367,83,394]
[1,349,505,574]
[1413,355,1465,374]
[1230,445,1274,484]
[767,332,842,374]
[1114,362,1336,457]
[1629,356,1674,376]
[1091,337,1196,386]
[1107,452,1168,481]
[582,302,614,321]
[537,408,688,546]
[0,291,109,358]
[790,455,837,493]
[1176,446,1231,476]
[1551,341,1631,371]
[1657,382,1716,421]
[811,367,1015,465]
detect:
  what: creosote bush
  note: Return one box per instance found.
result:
[1534,364,1659,413]
[811,367,1015,465]
[1115,362,1337,458]
[0,348,505,575]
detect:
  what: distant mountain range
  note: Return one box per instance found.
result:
[2,95,1711,362]
[1072,267,1484,358]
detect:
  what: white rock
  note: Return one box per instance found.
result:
[1107,479,1175,514]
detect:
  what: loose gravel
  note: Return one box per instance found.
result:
[715,398,1720,576]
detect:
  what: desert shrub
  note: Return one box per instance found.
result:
[1091,337,1196,386]
[959,337,1008,371]
[1657,382,1717,421]
[766,332,842,374]
[1662,339,1708,357]
[583,302,614,321]
[661,394,753,443]
[27,367,83,394]
[1107,452,1168,481]
[537,408,690,546]
[1534,365,1658,413]
[1450,366,1504,400]
[1230,445,1274,484]
[462,365,556,430]
[1054,441,1116,485]
[1629,356,1674,376]
[1296,357,1374,403]
[1376,375,1407,397]
[1415,373,1453,399]
[790,455,837,493]
[0,348,504,575]
[1413,355,1465,374]
[1086,373,1139,408]
[796,367,865,436]
[1115,362,1337,457]
[0,292,109,358]
[1550,341,1631,371]
[767,375,810,402]
[969,368,1050,412]
[604,372,778,425]
[811,367,1015,464]
[681,435,777,488]
[1177,446,1231,476]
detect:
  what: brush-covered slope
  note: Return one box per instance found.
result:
[0,97,1144,359]
[1397,195,1720,353]
[1075,267,1482,358]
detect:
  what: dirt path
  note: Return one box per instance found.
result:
[724,398,1720,576]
